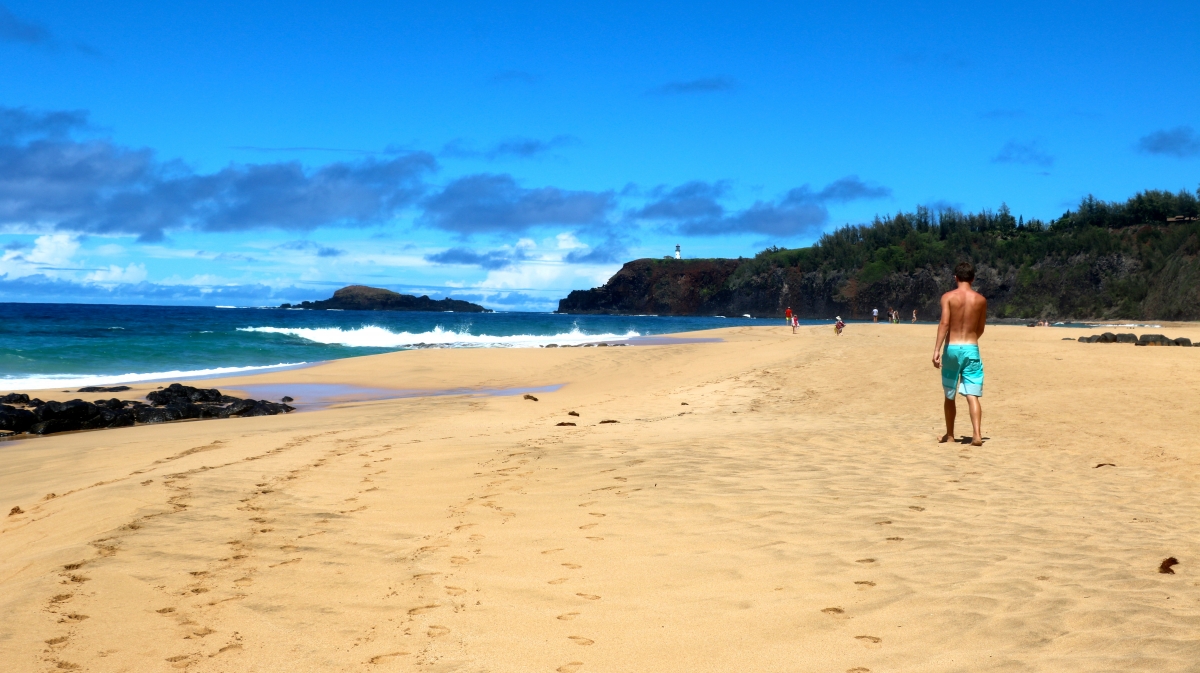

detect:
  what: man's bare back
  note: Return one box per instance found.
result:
[933,262,987,446]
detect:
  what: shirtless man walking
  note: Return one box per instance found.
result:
[932,262,987,446]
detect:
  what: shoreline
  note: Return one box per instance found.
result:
[3,324,1198,671]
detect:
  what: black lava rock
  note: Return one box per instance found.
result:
[1115,333,1138,343]
[281,396,294,403]
[0,405,36,433]
[78,386,131,393]
[0,393,31,405]
[147,383,224,406]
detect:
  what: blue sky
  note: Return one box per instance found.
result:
[1,1,1198,310]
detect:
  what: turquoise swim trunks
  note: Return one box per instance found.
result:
[942,344,984,399]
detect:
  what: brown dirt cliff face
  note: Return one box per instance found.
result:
[557,259,741,315]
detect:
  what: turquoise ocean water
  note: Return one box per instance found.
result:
[0,303,829,391]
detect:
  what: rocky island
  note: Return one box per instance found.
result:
[281,285,491,312]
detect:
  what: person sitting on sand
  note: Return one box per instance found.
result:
[835,316,845,335]
[933,261,987,446]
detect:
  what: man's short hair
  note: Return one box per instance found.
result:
[954,261,975,282]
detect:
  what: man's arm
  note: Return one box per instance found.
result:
[976,296,987,337]
[933,293,951,368]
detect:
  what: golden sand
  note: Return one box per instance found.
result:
[2,324,1199,672]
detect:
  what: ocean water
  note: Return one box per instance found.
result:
[0,303,822,391]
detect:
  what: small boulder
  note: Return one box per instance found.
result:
[281,396,294,403]
[1174,337,1192,347]
[523,394,539,401]
[1115,333,1138,343]
[556,422,577,426]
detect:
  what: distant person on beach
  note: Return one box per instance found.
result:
[872,308,879,323]
[933,261,987,447]
[912,309,918,323]
[785,307,792,326]
[835,316,845,335]
[792,314,798,333]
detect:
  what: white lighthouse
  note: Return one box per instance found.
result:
[674,244,681,259]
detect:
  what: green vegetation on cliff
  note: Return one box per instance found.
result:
[559,188,1200,320]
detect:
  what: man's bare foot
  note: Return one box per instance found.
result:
[939,434,953,443]
[971,437,983,447]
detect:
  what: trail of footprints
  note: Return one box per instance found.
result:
[34,430,416,670]
[822,454,957,673]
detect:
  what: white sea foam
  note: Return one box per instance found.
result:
[0,363,306,392]
[238,325,639,348]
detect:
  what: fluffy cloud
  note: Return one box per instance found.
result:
[0,4,50,45]
[86,263,147,285]
[992,139,1055,167]
[632,176,891,237]
[1137,126,1200,158]
[442,135,579,160]
[424,245,532,270]
[420,173,615,235]
[0,106,436,242]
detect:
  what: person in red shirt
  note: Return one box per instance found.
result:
[784,307,792,327]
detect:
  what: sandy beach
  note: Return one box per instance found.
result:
[3,324,1199,672]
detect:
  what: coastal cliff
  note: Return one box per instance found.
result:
[558,189,1200,320]
[281,285,491,312]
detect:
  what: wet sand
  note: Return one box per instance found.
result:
[2,324,1199,672]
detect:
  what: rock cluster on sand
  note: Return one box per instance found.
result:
[1076,332,1193,346]
[0,383,293,438]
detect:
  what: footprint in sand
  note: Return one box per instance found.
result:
[548,578,569,585]
[45,636,69,646]
[847,668,871,673]
[568,636,594,646]
[855,559,875,564]
[586,537,604,542]
[875,521,892,525]
[427,625,450,638]
[822,607,845,616]
[367,652,407,664]
[886,537,904,542]
[588,513,606,517]
[455,523,476,531]
[450,556,470,565]
[562,563,582,569]
[576,593,601,600]
[855,635,882,648]
[909,506,925,511]
[579,523,598,530]
[444,585,467,596]
[408,604,439,615]
[854,581,875,588]
[542,548,564,555]
[557,612,580,621]
[59,614,88,623]
[578,502,597,508]
[557,662,584,673]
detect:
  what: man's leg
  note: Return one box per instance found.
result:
[940,396,955,442]
[965,395,983,446]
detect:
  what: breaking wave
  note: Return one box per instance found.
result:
[238,325,639,348]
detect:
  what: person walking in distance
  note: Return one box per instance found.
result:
[912,309,918,323]
[933,262,987,446]
[785,306,792,328]
[872,308,879,323]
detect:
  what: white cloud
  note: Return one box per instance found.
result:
[0,233,80,279]
[86,263,147,285]
[26,234,80,266]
